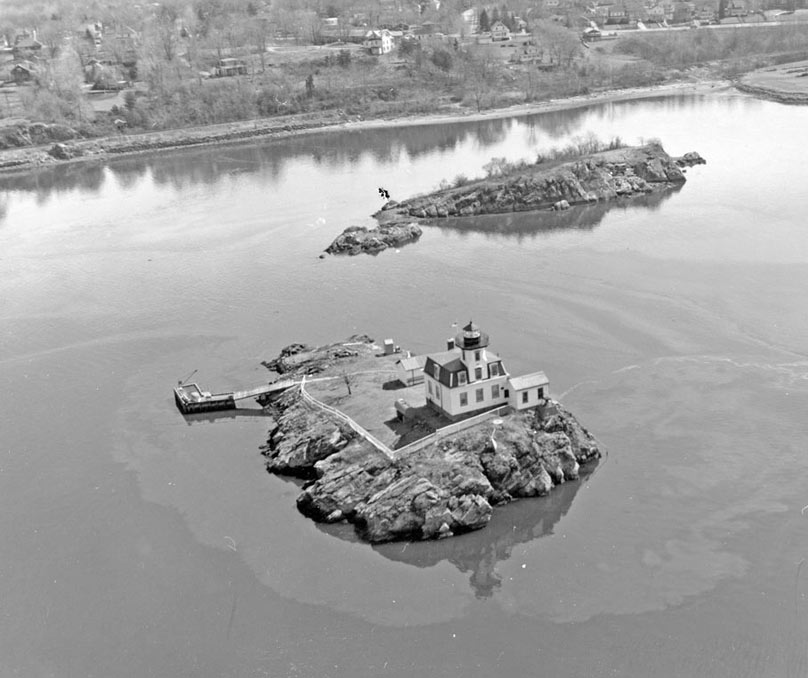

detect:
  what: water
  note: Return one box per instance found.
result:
[2,89,808,677]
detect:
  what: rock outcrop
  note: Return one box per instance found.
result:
[264,388,358,478]
[325,222,422,256]
[261,335,373,374]
[262,381,601,543]
[326,144,704,255]
[379,144,702,223]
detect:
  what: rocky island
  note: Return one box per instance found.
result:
[260,334,601,543]
[325,142,705,255]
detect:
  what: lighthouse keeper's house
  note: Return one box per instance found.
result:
[422,321,548,421]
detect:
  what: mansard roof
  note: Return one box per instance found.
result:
[425,348,463,368]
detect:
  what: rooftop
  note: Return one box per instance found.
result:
[399,354,426,371]
[508,371,549,391]
[426,347,461,367]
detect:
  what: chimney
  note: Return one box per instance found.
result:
[447,337,455,350]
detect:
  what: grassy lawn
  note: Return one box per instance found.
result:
[304,350,449,449]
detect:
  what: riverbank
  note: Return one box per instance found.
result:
[0,80,728,175]
[737,59,808,103]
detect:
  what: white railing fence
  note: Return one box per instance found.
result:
[394,405,511,458]
[299,375,394,460]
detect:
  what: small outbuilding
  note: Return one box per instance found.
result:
[507,371,549,411]
[399,354,426,385]
[213,58,247,77]
[10,61,36,85]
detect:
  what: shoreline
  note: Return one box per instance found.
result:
[0,79,730,176]
[735,59,808,105]
[736,60,808,104]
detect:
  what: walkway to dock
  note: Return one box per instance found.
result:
[232,379,296,401]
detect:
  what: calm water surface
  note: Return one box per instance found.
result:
[2,90,808,677]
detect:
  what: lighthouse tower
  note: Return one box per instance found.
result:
[422,320,509,420]
[454,321,493,382]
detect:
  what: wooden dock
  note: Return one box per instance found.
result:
[174,379,296,414]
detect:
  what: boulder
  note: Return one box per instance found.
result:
[48,143,74,160]
[675,151,707,167]
[325,222,421,255]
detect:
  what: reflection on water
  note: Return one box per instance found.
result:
[320,464,597,599]
[426,186,681,241]
[180,406,273,426]
[0,100,606,206]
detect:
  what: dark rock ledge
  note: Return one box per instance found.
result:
[324,222,422,256]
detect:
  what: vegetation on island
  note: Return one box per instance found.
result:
[441,133,627,189]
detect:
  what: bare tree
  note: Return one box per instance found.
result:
[153,1,181,62]
[460,48,498,112]
[250,16,271,72]
[533,21,581,67]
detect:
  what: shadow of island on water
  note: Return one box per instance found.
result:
[179,406,273,426]
[315,462,599,599]
[420,185,682,242]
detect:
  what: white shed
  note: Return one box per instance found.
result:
[507,372,549,410]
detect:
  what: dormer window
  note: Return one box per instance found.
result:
[458,372,467,385]
[433,364,440,379]
[490,363,499,377]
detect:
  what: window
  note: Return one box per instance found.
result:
[538,387,545,399]
[460,392,468,407]
[474,350,481,361]
[458,372,467,385]
[521,391,529,404]
[433,364,440,379]
[475,367,483,381]
[492,385,500,399]
[490,363,499,377]
[476,388,484,403]
[428,382,432,395]
[435,385,441,399]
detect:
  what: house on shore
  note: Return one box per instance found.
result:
[213,58,247,77]
[470,26,538,62]
[423,321,549,421]
[364,29,393,55]
[12,32,42,60]
[10,60,37,85]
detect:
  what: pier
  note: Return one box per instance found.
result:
[174,379,296,414]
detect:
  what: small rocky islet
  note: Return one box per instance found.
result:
[260,338,602,543]
[325,142,705,255]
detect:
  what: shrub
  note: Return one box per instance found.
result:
[482,156,510,178]
[430,48,453,71]
[337,49,352,68]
